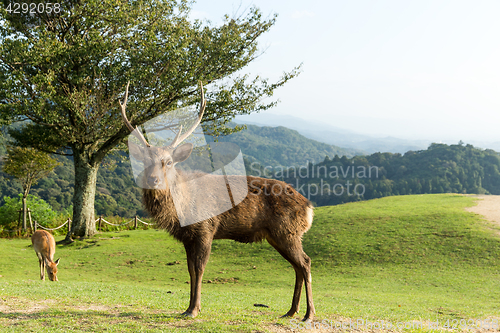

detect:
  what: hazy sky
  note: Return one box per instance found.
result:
[190,1,500,142]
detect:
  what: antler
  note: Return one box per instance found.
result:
[168,81,206,148]
[120,81,150,148]
[120,81,206,149]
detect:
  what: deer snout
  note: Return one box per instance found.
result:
[148,175,162,188]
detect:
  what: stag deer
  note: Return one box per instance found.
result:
[32,230,60,281]
[120,82,315,321]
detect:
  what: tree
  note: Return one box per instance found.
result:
[2,146,59,231]
[0,0,299,237]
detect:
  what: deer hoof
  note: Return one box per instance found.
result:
[280,312,294,318]
[180,311,195,318]
[281,309,299,318]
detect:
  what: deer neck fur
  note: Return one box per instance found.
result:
[142,168,197,239]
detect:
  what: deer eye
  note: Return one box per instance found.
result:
[166,160,173,166]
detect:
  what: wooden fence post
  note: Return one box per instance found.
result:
[28,208,34,232]
[98,215,102,231]
[134,216,138,229]
[33,220,37,232]
[67,218,72,234]
[17,209,22,231]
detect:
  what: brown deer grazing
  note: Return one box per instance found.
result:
[120,82,315,321]
[31,230,60,281]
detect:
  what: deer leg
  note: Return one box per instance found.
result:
[37,253,45,281]
[181,240,212,318]
[183,248,196,317]
[300,252,315,322]
[270,237,315,322]
[285,268,303,317]
[284,249,314,322]
[40,259,45,281]
[267,237,303,317]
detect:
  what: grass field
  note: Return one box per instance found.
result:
[1,194,500,332]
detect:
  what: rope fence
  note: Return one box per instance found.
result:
[98,216,154,227]
[1,215,155,235]
[35,219,69,231]
[97,215,154,231]
[98,218,132,227]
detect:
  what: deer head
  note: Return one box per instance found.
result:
[120,82,206,189]
[46,258,60,281]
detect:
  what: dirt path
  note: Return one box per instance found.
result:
[465,195,500,227]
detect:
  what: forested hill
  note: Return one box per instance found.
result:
[212,123,363,166]
[278,143,500,206]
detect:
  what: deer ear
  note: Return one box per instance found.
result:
[172,143,193,163]
[128,142,144,160]
[55,258,60,266]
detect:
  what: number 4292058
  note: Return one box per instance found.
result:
[5,2,61,14]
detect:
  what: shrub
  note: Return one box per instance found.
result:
[0,194,59,230]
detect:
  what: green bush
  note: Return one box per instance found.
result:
[0,194,59,230]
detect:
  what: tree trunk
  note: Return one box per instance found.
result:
[69,149,99,238]
[22,195,27,232]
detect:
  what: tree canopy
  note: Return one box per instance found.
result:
[2,146,59,230]
[0,0,299,237]
[2,146,60,198]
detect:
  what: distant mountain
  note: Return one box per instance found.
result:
[234,113,432,154]
[468,140,500,153]
[209,123,364,168]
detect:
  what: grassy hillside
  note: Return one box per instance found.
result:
[309,194,500,266]
[1,194,500,332]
